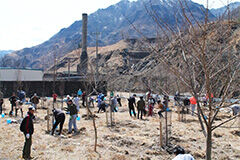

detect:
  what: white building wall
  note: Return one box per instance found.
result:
[0,69,43,81]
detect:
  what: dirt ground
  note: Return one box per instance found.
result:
[0,94,239,160]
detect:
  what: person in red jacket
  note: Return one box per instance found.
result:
[189,96,197,116]
[20,106,35,159]
[52,92,58,103]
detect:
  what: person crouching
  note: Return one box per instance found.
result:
[51,108,65,135]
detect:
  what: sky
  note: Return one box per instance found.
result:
[0,0,239,50]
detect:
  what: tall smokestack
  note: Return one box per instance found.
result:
[77,13,88,74]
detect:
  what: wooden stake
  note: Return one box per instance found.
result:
[178,106,180,121]
[165,109,168,146]
[86,96,89,119]
[86,103,98,152]
[41,97,44,109]
[47,108,50,131]
[160,117,163,147]
[239,115,240,131]
[106,105,108,126]
[52,103,54,128]
[110,98,113,126]
[61,96,63,110]
[113,108,116,125]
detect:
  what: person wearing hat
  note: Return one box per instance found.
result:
[137,96,145,119]
[51,108,65,135]
[20,106,35,159]
[66,99,78,134]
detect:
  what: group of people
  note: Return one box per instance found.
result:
[126,90,213,120]
[20,93,81,159]
[4,89,220,160]
[96,93,121,113]
[17,91,192,160]
[174,92,202,116]
[127,93,170,120]
[7,91,40,118]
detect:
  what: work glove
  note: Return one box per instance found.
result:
[26,133,30,139]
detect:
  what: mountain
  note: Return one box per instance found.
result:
[50,21,240,93]
[210,2,240,17]
[0,50,14,58]
[1,0,215,69]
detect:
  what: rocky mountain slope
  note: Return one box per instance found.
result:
[1,0,215,69]
[0,50,13,58]
[210,2,240,17]
[52,21,240,93]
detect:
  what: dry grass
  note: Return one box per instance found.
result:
[0,93,239,160]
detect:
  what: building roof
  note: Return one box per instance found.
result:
[0,67,43,71]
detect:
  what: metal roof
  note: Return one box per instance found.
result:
[0,67,43,71]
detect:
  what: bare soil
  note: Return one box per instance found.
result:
[0,94,239,160]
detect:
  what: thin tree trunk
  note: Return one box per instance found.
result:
[109,98,113,126]
[93,115,97,152]
[106,105,108,126]
[160,117,163,147]
[165,109,168,146]
[110,104,113,126]
[86,102,98,152]
[206,127,212,160]
[61,96,63,110]
[86,96,89,119]
[197,104,207,137]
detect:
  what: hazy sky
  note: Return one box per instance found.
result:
[0,0,238,50]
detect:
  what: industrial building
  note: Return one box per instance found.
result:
[0,67,43,81]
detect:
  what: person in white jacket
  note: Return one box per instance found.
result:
[172,146,195,160]
[172,154,195,160]
[73,94,80,112]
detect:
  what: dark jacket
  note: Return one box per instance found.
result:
[30,96,39,104]
[9,96,18,106]
[137,99,145,110]
[0,98,3,106]
[128,96,136,107]
[53,109,65,120]
[20,112,34,135]
[67,103,78,116]
[183,98,190,106]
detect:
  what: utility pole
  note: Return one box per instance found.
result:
[53,51,56,93]
[94,32,100,83]
[68,58,70,81]
[52,49,57,129]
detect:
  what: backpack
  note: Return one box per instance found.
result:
[19,91,25,100]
